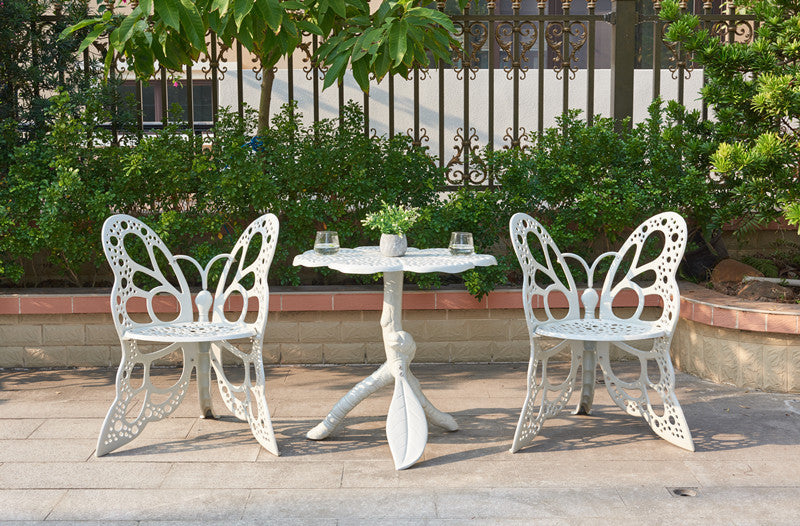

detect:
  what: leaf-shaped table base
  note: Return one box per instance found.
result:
[387,373,428,470]
[304,270,460,470]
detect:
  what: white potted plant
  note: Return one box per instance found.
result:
[362,201,421,257]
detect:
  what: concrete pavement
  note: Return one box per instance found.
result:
[1,362,799,524]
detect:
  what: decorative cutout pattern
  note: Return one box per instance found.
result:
[96,213,280,457]
[125,322,253,342]
[509,212,694,453]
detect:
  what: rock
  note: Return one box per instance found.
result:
[737,280,794,302]
[711,259,763,286]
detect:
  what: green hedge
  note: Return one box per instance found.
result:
[0,93,712,298]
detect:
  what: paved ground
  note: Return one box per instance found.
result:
[0,362,799,524]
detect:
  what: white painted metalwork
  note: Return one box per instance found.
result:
[96,213,280,457]
[294,246,497,470]
[509,212,694,453]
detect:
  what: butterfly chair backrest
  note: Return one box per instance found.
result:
[211,213,280,340]
[102,214,193,337]
[509,212,581,330]
[510,211,687,333]
[597,211,687,332]
[102,213,280,339]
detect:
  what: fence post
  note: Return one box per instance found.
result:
[610,0,636,128]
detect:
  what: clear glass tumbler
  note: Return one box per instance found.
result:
[449,231,474,255]
[314,231,340,255]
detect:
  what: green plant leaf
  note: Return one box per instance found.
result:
[211,0,230,15]
[388,21,408,67]
[323,53,349,89]
[154,0,181,30]
[59,18,102,40]
[178,0,207,49]
[79,24,108,54]
[256,0,284,32]
[233,0,255,27]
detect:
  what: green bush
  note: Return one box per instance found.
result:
[489,103,714,261]
[0,92,723,297]
[410,188,512,298]
[0,98,448,288]
[663,0,800,233]
[251,102,445,285]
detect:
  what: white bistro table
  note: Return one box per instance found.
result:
[293,246,497,469]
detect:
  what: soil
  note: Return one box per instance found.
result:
[702,244,800,303]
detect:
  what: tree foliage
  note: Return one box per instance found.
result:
[62,0,463,95]
[662,0,800,233]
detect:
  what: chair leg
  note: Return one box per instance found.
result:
[598,337,694,452]
[211,340,279,456]
[196,342,216,419]
[510,339,580,452]
[575,340,597,415]
[96,340,192,456]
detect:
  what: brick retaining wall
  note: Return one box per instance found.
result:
[3,285,800,393]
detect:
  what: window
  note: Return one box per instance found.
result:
[118,80,213,123]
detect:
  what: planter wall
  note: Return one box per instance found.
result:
[674,283,800,393]
[5,285,799,393]
[0,289,650,368]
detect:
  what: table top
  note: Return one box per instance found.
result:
[293,246,497,275]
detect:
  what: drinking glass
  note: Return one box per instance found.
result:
[314,231,340,255]
[449,232,474,255]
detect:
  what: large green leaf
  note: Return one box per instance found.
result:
[233,0,255,28]
[111,9,143,49]
[78,24,108,54]
[329,0,347,18]
[154,0,181,31]
[323,53,349,89]
[296,20,324,36]
[211,0,230,15]
[388,21,408,67]
[372,45,391,78]
[351,57,370,92]
[256,0,284,32]
[178,0,207,49]
[58,17,102,39]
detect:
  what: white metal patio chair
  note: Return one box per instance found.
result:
[509,211,694,453]
[96,213,280,457]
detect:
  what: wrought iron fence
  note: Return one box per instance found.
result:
[18,1,757,186]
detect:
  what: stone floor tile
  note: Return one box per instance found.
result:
[0,462,171,489]
[342,458,526,488]
[2,521,138,526]
[160,461,344,489]
[84,437,261,463]
[244,488,437,520]
[685,460,800,486]
[616,485,800,522]
[0,400,116,419]
[0,419,43,439]
[0,489,66,520]
[47,489,251,521]
[0,439,95,462]
[432,487,626,519]
[138,521,336,526]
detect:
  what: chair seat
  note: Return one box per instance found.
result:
[535,318,666,341]
[123,322,256,343]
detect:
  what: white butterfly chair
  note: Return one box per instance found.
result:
[96,213,280,457]
[509,211,694,452]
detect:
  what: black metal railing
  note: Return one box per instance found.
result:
[14,1,756,186]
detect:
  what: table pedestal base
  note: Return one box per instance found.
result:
[306,271,457,469]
